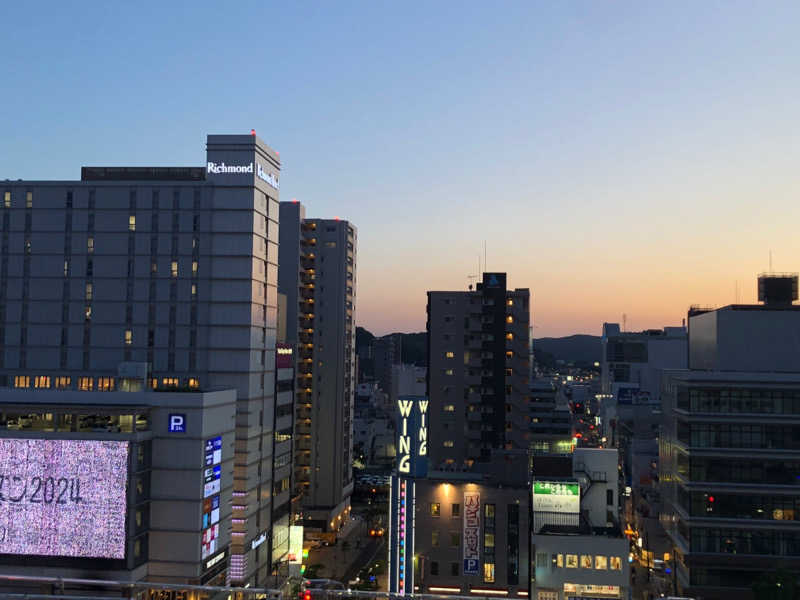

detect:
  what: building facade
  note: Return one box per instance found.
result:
[426,272,531,468]
[278,202,357,530]
[373,333,402,398]
[0,133,281,586]
[660,276,800,600]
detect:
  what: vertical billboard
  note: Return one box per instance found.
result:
[396,396,428,478]
[201,435,223,560]
[463,491,481,575]
[0,439,129,559]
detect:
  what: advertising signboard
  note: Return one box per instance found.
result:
[288,525,303,564]
[0,439,129,559]
[533,481,580,513]
[201,435,223,565]
[463,491,480,575]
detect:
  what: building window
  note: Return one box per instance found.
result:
[97,377,114,391]
[85,283,93,301]
[610,556,622,570]
[450,562,459,576]
[188,378,199,389]
[430,503,441,517]
[452,503,461,517]
[54,377,71,389]
[445,351,454,358]
[565,554,578,568]
[191,283,197,296]
[580,555,592,569]
[506,298,513,306]
[443,440,454,447]
[595,555,608,570]
[171,261,178,277]
[506,315,513,323]
[483,563,495,583]
[14,376,30,388]
[3,191,10,207]
[129,215,136,231]
[162,377,179,388]
[431,531,439,547]
[506,332,513,340]
[192,261,198,275]
[430,561,439,576]
[607,489,614,505]
[556,554,564,568]
[78,377,94,391]
[87,237,94,253]
[34,376,50,388]
[449,532,460,547]
[151,261,157,273]
[26,191,32,208]
[125,330,132,345]
[484,532,495,549]
[444,369,454,376]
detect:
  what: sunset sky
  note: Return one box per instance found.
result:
[2,2,799,337]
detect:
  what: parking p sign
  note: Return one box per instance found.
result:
[169,413,186,433]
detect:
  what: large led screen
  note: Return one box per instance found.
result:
[0,439,129,559]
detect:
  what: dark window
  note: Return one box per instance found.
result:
[430,561,439,576]
[450,562,459,576]
[607,489,614,506]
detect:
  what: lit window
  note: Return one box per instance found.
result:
[484,532,495,548]
[129,215,136,231]
[85,306,92,320]
[34,376,50,388]
[610,556,622,570]
[595,555,608,570]
[506,351,513,359]
[507,298,513,306]
[78,377,94,391]
[3,191,10,207]
[445,369,454,376]
[430,503,441,517]
[87,237,94,253]
[125,330,132,345]
[151,262,157,273]
[580,555,592,568]
[557,554,564,568]
[506,315,513,323]
[171,261,178,277]
[443,440,454,447]
[483,562,495,583]
[55,377,71,389]
[191,284,197,296]
[188,378,199,389]
[445,351,454,358]
[443,404,455,412]
[64,260,69,276]
[150,378,158,390]
[566,554,578,568]
[26,191,32,208]
[162,377,179,388]
[97,377,115,391]
[85,283,92,301]
[14,376,30,388]
[506,332,513,340]
[192,261,198,275]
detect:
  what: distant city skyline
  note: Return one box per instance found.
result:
[3,2,800,337]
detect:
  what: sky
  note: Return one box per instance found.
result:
[2,2,799,337]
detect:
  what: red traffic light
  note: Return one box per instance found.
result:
[708,496,715,503]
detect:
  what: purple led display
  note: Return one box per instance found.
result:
[0,439,129,559]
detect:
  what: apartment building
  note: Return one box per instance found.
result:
[278,202,357,530]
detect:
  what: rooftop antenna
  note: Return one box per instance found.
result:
[769,250,773,272]
[484,240,487,273]
[622,313,627,332]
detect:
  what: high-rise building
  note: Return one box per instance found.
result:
[426,272,530,467]
[373,333,402,398]
[0,134,281,586]
[278,202,357,531]
[660,274,800,600]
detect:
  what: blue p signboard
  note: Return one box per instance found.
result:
[168,414,186,433]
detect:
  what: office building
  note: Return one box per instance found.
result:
[0,133,281,586]
[659,274,800,600]
[531,448,629,600]
[278,202,357,531]
[529,379,573,455]
[426,272,531,468]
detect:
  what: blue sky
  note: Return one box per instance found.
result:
[2,2,799,336]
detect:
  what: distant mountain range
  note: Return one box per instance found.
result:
[533,334,601,366]
[356,327,601,371]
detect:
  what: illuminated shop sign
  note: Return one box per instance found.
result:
[533,481,580,514]
[396,396,428,477]
[201,436,223,559]
[204,548,227,571]
[463,491,481,575]
[207,162,253,174]
[257,163,279,189]
[250,530,268,551]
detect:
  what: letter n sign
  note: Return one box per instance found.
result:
[169,413,186,433]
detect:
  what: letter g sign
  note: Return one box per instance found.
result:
[169,414,187,433]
